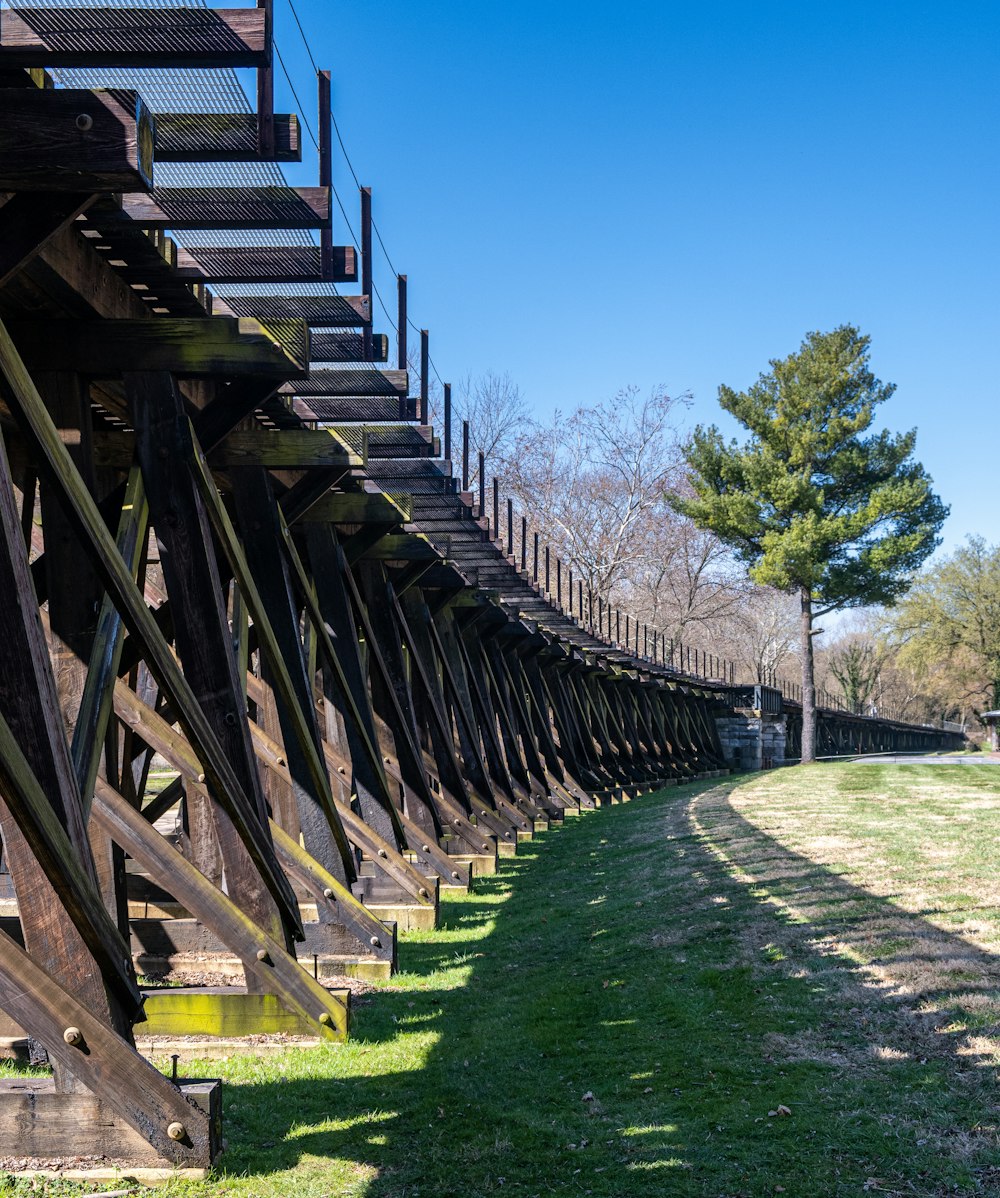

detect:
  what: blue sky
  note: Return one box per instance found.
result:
[271,1,999,553]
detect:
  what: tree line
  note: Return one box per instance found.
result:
[447,327,995,760]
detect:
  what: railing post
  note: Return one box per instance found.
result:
[443,382,451,462]
[520,516,527,571]
[544,545,550,595]
[533,532,539,582]
[360,186,373,361]
[506,497,513,556]
[397,274,408,369]
[419,329,429,423]
[492,477,499,540]
[478,450,485,522]
[462,419,469,491]
[568,568,574,615]
[556,559,562,608]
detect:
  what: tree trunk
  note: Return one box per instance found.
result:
[800,585,816,763]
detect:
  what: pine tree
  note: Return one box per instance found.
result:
[674,325,947,762]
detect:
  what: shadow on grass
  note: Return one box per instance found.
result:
[217,774,1000,1197]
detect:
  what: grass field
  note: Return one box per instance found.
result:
[4,763,1000,1197]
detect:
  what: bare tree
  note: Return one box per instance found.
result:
[452,370,529,485]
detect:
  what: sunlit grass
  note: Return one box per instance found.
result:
[3,765,1000,1195]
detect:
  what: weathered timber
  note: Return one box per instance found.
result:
[0,926,215,1165]
[0,7,269,68]
[0,1076,219,1169]
[311,331,389,362]
[0,88,153,191]
[9,317,309,378]
[296,490,412,524]
[174,244,356,284]
[281,368,408,398]
[0,192,96,289]
[218,293,371,327]
[100,186,331,230]
[154,111,299,163]
[92,778,349,1038]
[128,369,292,956]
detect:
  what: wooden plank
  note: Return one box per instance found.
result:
[0,88,153,191]
[0,933,216,1166]
[0,7,268,68]
[102,186,331,230]
[154,111,299,163]
[9,317,309,378]
[91,778,348,1038]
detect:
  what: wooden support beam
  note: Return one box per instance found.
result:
[361,533,441,561]
[10,317,310,379]
[0,192,96,288]
[0,324,298,932]
[296,490,411,525]
[153,111,299,163]
[174,244,356,284]
[0,88,153,191]
[311,331,388,363]
[219,293,371,327]
[128,370,291,956]
[90,427,362,471]
[92,778,348,1039]
[281,368,407,398]
[0,7,269,68]
[0,927,217,1166]
[96,186,331,230]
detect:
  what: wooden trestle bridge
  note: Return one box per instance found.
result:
[0,0,963,1174]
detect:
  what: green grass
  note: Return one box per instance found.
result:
[4,764,1000,1196]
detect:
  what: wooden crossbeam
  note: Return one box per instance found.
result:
[154,111,300,163]
[0,925,216,1166]
[0,88,153,191]
[219,293,371,327]
[0,7,269,69]
[296,490,412,524]
[0,319,302,930]
[9,317,309,378]
[97,187,331,230]
[311,332,389,363]
[174,245,357,284]
[282,368,408,398]
[361,533,442,561]
[91,778,348,1038]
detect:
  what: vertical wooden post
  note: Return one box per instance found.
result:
[397,274,407,369]
[443,382,452,462]
[419,328,429,423]
[462,419,469,491]
[568,568,574,615]
[544,545,550,595]
[478,451,485,521]
[556,559,562,608]
[317,70,332,278]
[533,533,539,582]
[256,0,274,159]
[492,477,499,539]
[578,579,583,620]
[506,497,513,556]
[520,516,526,571]
[361,187,373,361]
[616,609,621,644]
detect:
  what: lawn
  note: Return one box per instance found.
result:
[3,763,1000,1197]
